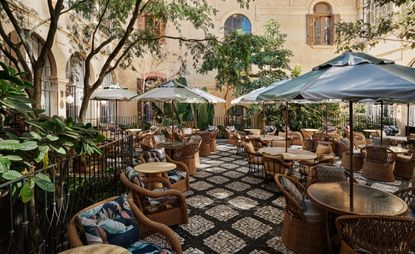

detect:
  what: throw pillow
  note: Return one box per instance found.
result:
[125,166,144,188]
[77,195,139,248]
[281,176,306,211]
[128,240,173,254]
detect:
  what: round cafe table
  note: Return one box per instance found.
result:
[59,244,131,254]
[134,162,176,189]
[244,128,261,135]
[302,128,319,133]
[158,141,185,157]
[307,182,408,216]
[258,147,317,161]
[388,146,408,154]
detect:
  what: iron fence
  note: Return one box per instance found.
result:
[0,135,134,254]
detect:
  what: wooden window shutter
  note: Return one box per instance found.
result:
[136,16,145,30]
[306,14,314,45]
[330,14,340,45]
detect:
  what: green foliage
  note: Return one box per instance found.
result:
[0,62,103,202]
[199,19,292,97]
[335,1,415,52]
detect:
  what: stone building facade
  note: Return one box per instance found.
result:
[2,0,414,131]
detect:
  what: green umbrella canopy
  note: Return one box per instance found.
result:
[132,80,207,103]
[258,52,415,103]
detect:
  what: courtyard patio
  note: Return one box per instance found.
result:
[173,142,412,254]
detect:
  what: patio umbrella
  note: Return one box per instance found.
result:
[258,51,415,205]
[191,88,226,103]
[90,83,138,126]
[133,80,208,142]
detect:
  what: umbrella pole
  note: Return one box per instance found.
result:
[407,104,410,137]
[285,101,288,153]
[325,103,328,135]
[172,100,175,143]
[349,101,354,209]
[263,102,266,136]
[115,99,118,128]
[380,100,384,146]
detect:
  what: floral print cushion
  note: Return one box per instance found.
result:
[128,240,173,254]
[125,166,145,188]
[167,170,186,183]
[142,149,166,163]
[77,194,139,247]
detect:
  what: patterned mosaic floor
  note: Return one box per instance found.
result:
[173,144,412,254]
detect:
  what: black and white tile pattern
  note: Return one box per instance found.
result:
[174,144,411,254]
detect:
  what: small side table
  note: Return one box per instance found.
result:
[134,162,176,190]
[59,244,131,254]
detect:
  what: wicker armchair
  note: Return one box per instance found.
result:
[334,138,349,157]
[361,146,396,182]
[249,136,266,151]
[67,196,182,253]
[393,187,414,208]
[309,163,357,186]
[290,131,304,147]
[299,143,335,185]
[120,172,188,226]
[353,132,366,147]
[262,153,293,180]
[174,142,200,176]
[274,174,330,254]
[301,129,314,151]
[210,129,219,152]
[234,131,246,155]
[335,215,415,254]
[271,139,292,148]
[199,132,212,156]
[189,135,202,167]
[140,151,189,192]
[395,150,415,179]
[225,127,237,145]
[244,141,263,174]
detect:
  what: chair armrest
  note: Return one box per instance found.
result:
[128,200,182,254]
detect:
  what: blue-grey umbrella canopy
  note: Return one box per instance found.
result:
[258,52,415,102]
[91,83,138,101]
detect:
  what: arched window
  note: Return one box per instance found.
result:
[307,3,339,45]
[224,14,252,35]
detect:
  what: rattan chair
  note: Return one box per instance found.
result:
[189,135,202,167]
[234,131,246,155]
[199,132,212,156]
[67,196,182,253]
[353,132,366,147]
[262,153,293,180]
[174,142,200,176]
[299,143,335,184]
[361,146,396,182]
[249,136,266,151]
[335,215,415,254]
[120,172,188,226]
[334,138,349,157]
[301,129,314,151]
[395,150,415,179]
[140,152,189,192]
[309,163,357,185]
[290,131,304,147]
[225,127,237,145]
[274,174,330,254]
[244,141,263,175]
[209,129,219,152]
[394,186,414,209]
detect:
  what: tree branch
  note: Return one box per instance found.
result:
[0,0,35,64]
[91,0,110,52]
[0,44,20,71]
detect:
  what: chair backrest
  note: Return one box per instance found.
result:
[336,215,415,253]
[315,142,333,157]
[361,146,396,164]
[263,153,288,176]
[249,137,264,150]
[353,132,366,146]
[274,174,306,221]
[189,135,202,144]
[312,163,347,184]
[199,132,211,144]
[290,131,304,146]
[177,142,199,157]
[301,129,313,140]
[312,133,334,143]
[271,140,291,147]
[393,187,415,207]
[244,141,256,154]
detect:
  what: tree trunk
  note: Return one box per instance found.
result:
[79,88,92,123]
[32,68,43,110]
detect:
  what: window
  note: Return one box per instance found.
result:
[226,105,249,129]
[363,0,393,25]
[100,73,116,123]
[136,15,166,43]
[224,14,252,35]
[306,3,340,45]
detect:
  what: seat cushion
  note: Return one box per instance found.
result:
[125,167,145,188]
[281,176,306,210]
[128,240,173,254]
[168,170,187,183]
[77,195,139,247]
[304,200,326,223]
[144,188,179,214]
[142,149,167,163]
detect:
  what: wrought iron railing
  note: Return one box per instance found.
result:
[0,135,134,254]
